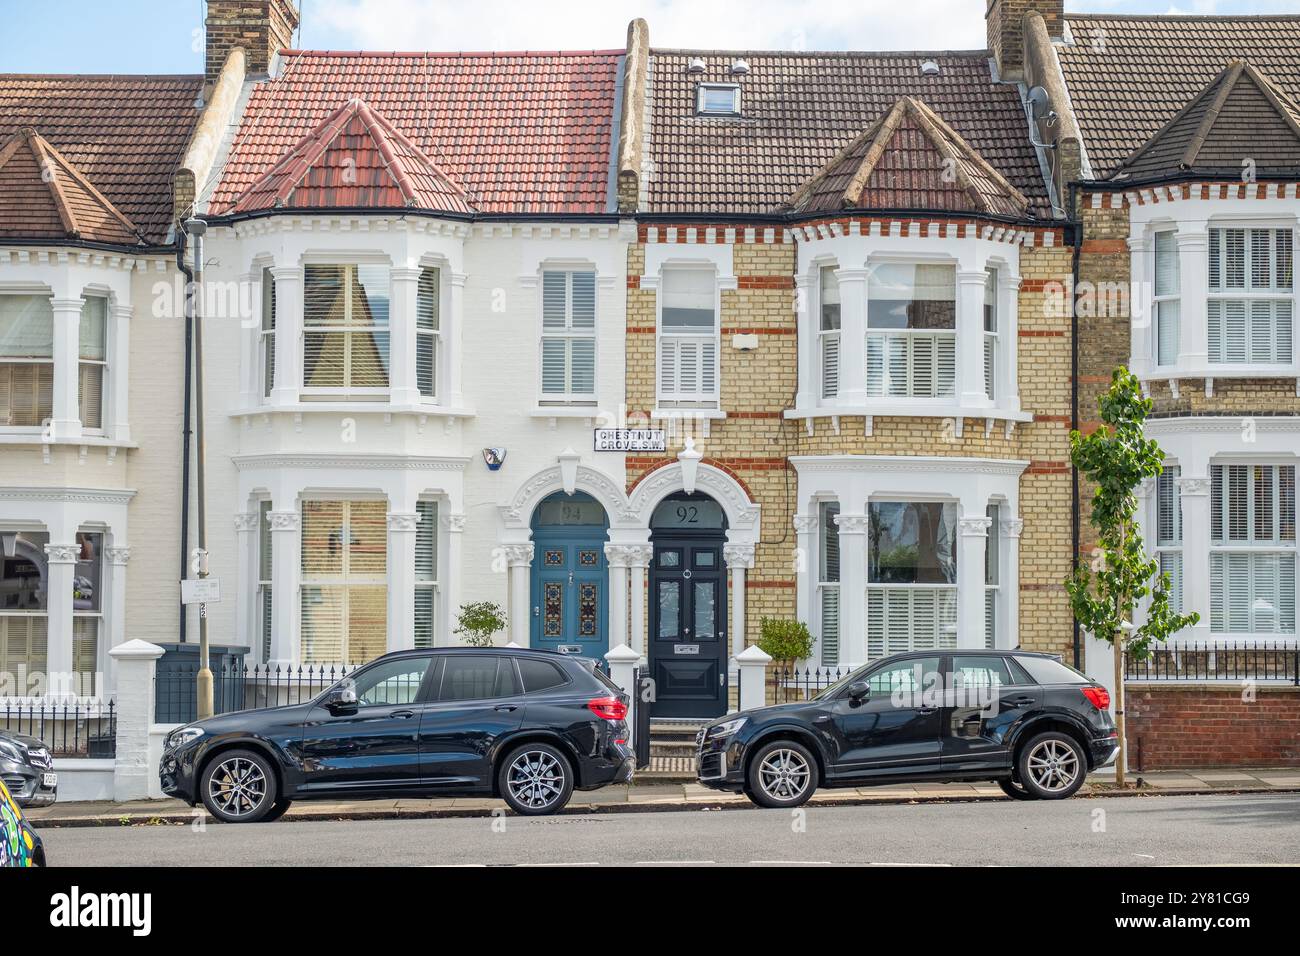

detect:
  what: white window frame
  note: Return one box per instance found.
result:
[1209,462,1296,635]
[696,83,741,116]
[817,500,841,666]
[656,264,721,408]
[414,499,439,650]
[538,269,597,405]
[299,499,389,665]
[983,267,998,401]
[864,260,958,401]
[865,498,960,659]
[1154,465,1183,615]
[0,528,50,690]
[256,500,273,663]
[0,292,55,432]
[417,266,442,403]
[72,530,103,684]
[818,265,841,400]
[1152,230,1180,368]
[259,268,276,400]
[301,263,391,399]
[1207,224,1294,367]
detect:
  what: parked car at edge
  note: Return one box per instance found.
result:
[0,730,57,809]
[697,650,1118,808]
[0,777,45,867]
[161,647,634,822]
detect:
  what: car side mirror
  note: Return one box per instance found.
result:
[847,681,870,703]
[325,685,358,713]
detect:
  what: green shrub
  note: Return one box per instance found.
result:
[757,618,814,664]
[454,601,506,647]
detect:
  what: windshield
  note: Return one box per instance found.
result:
[811,663,873,701]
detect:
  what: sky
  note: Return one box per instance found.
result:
[0,0,1294,74]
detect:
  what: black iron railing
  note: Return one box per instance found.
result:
[155,662,357,724]
[1125,640,1300,684]
[770,665,851,705]
[0,699,117,757]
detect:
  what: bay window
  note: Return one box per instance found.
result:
[302,264,391,394]
[658,267,718,406]
[1210,463,1295,634]
[414,499,438,649]
[540,270,596,403]
[818,501,840,666]
[1153,231,1180,366]
[0,531,49,686]
[1207,227,1294,365]
[417,268,441,400]
[865,263,956,398]
[0,295,53,427]
[78,296,107,429]
[300,500,388,664]
[866,500,958,658]
[819,266,841,399]
[1155,466,1183,615]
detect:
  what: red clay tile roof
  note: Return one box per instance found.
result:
[788,96,1029,217]
[0,74,202,244]
[228,98,474,214]
[211,51,622,216]
[1117,60,1300,181]
[1058,15,1300,180]
[0,128,143,245]
[645,50,1051,218]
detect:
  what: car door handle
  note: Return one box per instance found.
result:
[494,704,519,713]
[390,710,416,720]
[917,707,938,715]
[1011,696,1036,705]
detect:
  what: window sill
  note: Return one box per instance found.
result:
[785,404,1032,424]
[651,407,727,421]
[230,402,476,420]
[1141,365,1299,381]
[528,405,600,420]
[0,432,137,450]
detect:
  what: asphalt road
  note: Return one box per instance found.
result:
[36,792,1300,867]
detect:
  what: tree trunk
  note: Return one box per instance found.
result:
[1113,632,1127,788]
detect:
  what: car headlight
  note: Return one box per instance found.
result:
[706,717,747,739]
[0,738,24,762]
[166,727,204,749]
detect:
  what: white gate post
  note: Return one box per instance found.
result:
[110,639,165,802]
[604,643,642,750]
[735,644,771,713]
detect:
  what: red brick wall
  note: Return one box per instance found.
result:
[1127,684,1300,770]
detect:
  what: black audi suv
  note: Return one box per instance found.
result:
[697,650,1118,808]
[161,647,634,822]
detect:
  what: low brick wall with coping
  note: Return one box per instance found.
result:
[1126,682,1300,770]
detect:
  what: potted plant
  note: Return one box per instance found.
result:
[453,601,506,648]
[757,617,814,670]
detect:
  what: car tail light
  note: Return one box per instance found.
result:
[1082,686,1111,711]
[587,696,628,721]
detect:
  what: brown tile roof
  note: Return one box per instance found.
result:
[0,128,143,245]
[211,51,622,216]
[0,74,203,244]
[1058,15,1300,180]
[788,96,1029,217]
[228,98,475,214]
[645,50,1051,218]
[1118,60,1300,181]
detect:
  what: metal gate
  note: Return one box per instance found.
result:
[633,666,652,770]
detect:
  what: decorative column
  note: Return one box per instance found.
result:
[43,542,78,697]
[446,273,467,408]
[793,514,818,641]
[1127,236,1150,378]
[268,266,302,407]
[442,514,466,647]
[50,298,84,441]
[957,515,992,649]
[502,544,535,647]
[794,271,816,408]
[267,509,300,666]
[626,544,652,658]
[957,270,990,408]
[724,543,755,660]
[387,511,419,653]
[1176,227,1209,370]
[605,546,631,650]
[104,546,131,697]
[109,304,132,443]
[1177,473,1213,640]
[834,269,870,404]
[834,513,869,666]
[999,518,1023,650]
[388,267,421,405]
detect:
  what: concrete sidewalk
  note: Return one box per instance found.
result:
[24,767,1300,828]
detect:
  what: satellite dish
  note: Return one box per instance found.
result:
[1026,86,1051,121]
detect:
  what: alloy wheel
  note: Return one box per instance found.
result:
[506,750,566,810]
[207,756,268,818]
[757,748,811,802]
[1025,739,1080,793]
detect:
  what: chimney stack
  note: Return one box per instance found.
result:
[986,0,1063,81]
[205,0,300,81]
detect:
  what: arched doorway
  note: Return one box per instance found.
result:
[649,492,728,718]
[529,492,609,658]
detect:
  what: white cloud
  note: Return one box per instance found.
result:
[306,0,987,53]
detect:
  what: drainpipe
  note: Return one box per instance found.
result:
[176,229,194,645]
[1068,182,1083,670]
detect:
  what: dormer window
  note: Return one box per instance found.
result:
[697,84,741,116]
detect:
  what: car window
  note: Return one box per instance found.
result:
[517,658,569,694]
[1015,655,1090,685]
[439,656,518,702]
[865,657,941,696]
[951,655,1017,689]
[350,657,432,707]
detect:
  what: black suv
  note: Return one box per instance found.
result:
[697,650,1118,808]
[0,731,57,809]
[161,648,634,822]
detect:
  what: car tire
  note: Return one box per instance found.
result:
[1016,732,1087,800]
[997,777,1037,801]
[745,740,818,809]
[499,743,574,816]
[199,749,279,824]
[259,798,293,823]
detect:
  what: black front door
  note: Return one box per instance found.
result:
[825,655,944,781]
[649,540,727,718]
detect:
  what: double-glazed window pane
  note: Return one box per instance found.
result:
[866,264,956,398]
[983,268,997,400]
[303,264,391,390]
[1154,232,1180,366]
[818,501,840,666]
[261,268,276,398]
[819,266,841,398]
[1156,467,1183,614]
[1207,228,1294,365]
[300,500,388,664]
[417,268,439,398]
[78,296,107,429]
[868,501,957,584]
[867,263,956,330]
[661,268,716,331]
[414,500,438,650]
[659,268,718,403]
[1210,464,1296,634]
[0,295,54,427]
[257,500,273,661]
[541,271,596,400]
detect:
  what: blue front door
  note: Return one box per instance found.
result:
[530,538,607,657]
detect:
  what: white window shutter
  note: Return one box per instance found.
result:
[821,335,840,398]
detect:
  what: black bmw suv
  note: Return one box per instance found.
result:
[697,650,1118,808]
[161,647,633,822]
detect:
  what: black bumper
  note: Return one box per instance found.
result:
[576,743,636,790]
[1089,734,1120,769]
[695,734,748,792]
